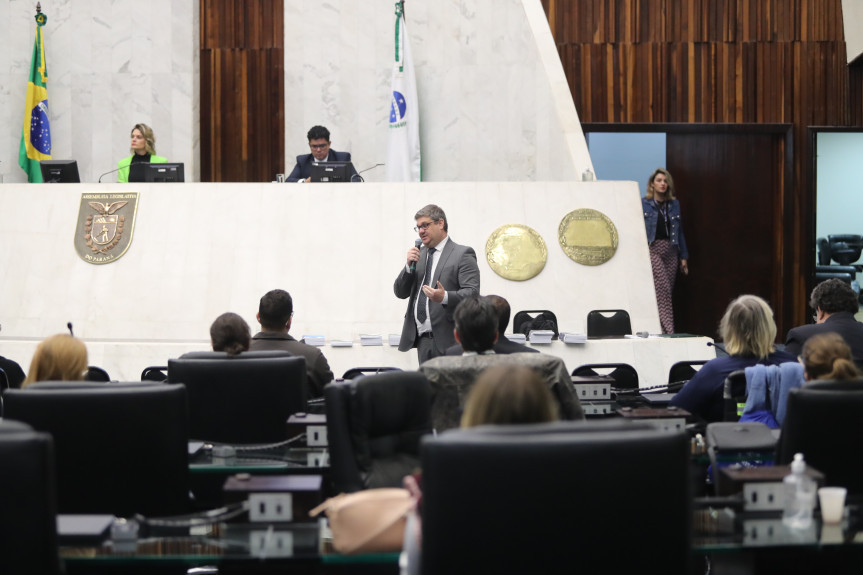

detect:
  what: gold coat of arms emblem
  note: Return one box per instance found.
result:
[558,208,619,266]
[74,193,139,264]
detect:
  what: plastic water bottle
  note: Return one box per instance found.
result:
[782,453,816,528]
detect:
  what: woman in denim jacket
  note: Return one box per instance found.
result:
[643,168,689,333]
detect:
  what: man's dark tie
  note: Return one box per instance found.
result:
[416,248,436,324]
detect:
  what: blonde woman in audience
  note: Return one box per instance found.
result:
[461,365,559,427]
[210,312,250,356]
[800,332,861,381]
[23,334,88,387]
[669,294,795,422]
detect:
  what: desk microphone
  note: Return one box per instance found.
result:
[409,239,422,273]
[98,165,129,183]
[350,163,386,183]
[707,341,728,356]
[67,322,74,337]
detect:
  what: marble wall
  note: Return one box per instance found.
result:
[3,0,589,184]
[1,0,199,184]
[283,0,593,182]
[0,181,657,380]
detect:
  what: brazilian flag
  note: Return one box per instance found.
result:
[18,9,51,183]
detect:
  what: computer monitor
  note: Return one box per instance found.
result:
[309,161,355,183]
[40,160,81,183]
[129,162,185,183]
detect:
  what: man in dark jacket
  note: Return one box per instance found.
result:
[286,125,358,182]
[785,278,863,367]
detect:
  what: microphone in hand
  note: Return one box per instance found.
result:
[409,239,422,273]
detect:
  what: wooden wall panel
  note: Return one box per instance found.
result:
[200,0,284,182]
[543,0,863,335]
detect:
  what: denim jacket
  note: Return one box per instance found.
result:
[642,197,689,260]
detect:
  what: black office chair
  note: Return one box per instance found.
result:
[141,365,168,382]
[324,371,432,493]
[0,420,60,575]
[168,350,307,444]
[722,370,747,421]
[0,367,8,393]
[586,309,632,338]
[572,362,639,391]
[4,382,190,517]
[668,360,707,389]
[513,309,559,339]
[776,379,863,495]
[85,365,111,382]
[827,234,863,268]
[421,420,691,575]
[341,366,402,380]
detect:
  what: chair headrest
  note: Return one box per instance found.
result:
[177,350,293,360]
[0,419,36,435]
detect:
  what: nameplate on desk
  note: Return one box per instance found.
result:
[527,330,554,344]
[360,334,383,346]
[57,514,114,544]
[560,332,587,344]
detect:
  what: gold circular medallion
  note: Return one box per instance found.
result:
[485,224,548,281]
[558,209,619,266]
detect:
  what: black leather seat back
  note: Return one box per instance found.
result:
[586,308,633,338]
[325,371,432,492]
[352,371,432,464]
[421,421,691,575]
[572,362,639,390]
[4,382,189,517]
[776,379,863,495]
[168,351,307,443]
[0,420,60,575]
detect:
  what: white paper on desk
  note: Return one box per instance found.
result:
[302,335,326,346]
[360,334,383,346]
[330,340,354,347]
[505,333,527,343]
[528,330,554,344]
[388,333,401,346]
[560,332,587,344]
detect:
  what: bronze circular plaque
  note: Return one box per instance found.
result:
[485,224,548,281]
[558,208,619,266]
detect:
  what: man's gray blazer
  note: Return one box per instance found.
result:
[394,238,480,356]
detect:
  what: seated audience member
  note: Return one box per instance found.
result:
[800,332,861,381]
[419,295,583,430]
[117,123,167,183]
[286,125,358,183]
[460,365,558,427]
[23,334,88,387]
[785,278,863,366]
[445,295,539,356]
[0,353,26,389]
[248,289,334,398]
[210,312,250,356]
[402,364,560,575]
[669,294,795,423]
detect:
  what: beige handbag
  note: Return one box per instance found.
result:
[309,488,414,554]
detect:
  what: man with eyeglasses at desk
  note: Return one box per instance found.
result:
[285,125,358,182]
[394,204,480,363]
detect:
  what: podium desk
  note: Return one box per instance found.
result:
[322,334,715,388]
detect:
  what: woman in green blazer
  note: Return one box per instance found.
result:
[117,123,167,182]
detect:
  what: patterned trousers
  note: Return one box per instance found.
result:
[649,239,679,334]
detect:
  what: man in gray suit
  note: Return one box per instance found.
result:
[394,204,480,363]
